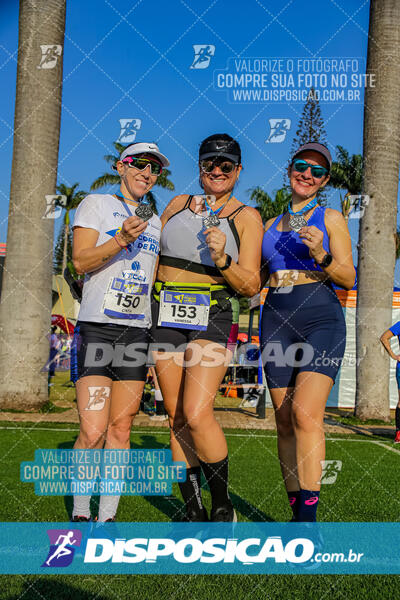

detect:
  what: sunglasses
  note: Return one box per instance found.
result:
[122,156,163,175]
[292,159,328,179]
[200,158,237,174]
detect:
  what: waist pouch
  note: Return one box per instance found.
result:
[153,281,239,322]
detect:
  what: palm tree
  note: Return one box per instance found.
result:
[248,186,291,224]
[355,0,400,422]
[90,142,175,214]
[329,146,363,221]
[55,183,87,274]
[0,0,66,410]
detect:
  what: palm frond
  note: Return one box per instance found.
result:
[90,174,120,190]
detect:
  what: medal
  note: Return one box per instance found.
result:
[201,191,234,229]
[135,203,153,221]
[203,213,220,228]
[289,214,307,232]
[288,198,318,232]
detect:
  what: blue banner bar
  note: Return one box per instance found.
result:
[1,522,400,574]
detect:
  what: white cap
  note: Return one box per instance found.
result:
[119,142,170,167]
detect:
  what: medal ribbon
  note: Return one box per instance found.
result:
[115,195,135,254]
[204,191,233,216]
[288,197,318,216]
[116,193,139,207]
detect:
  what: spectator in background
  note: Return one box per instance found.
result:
[380,322,400,443]
[48,326,60,387]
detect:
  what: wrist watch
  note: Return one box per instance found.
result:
[218,254,232,271]
[317,253,333,268]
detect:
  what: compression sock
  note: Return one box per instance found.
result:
[98,494,121,522]
[72,495,91,519]
[178,466,204,516]
[396,406,400,430]
[297,489,320,522]
[287,490,300,521]
[199,456,231,511]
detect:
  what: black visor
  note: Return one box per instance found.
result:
[199,138,241,163]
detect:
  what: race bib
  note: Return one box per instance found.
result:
[158,290,210,330]
[102,277,148,320]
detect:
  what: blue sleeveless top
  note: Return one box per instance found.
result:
[262,205,330,273]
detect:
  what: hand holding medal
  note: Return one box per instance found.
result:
[204,226,227,264]
[116,215,148,247]
[298,225,325,263]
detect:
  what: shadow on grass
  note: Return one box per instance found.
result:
[57,433,275,523]
[323,415,394,440]
[5,578,110,600]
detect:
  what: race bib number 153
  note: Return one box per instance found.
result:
[158,290,210,330]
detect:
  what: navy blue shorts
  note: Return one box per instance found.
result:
[70,321,149,383]
[396,364,400,389]
[260,282,346,389]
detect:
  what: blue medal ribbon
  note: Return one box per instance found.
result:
[288,197,318,216]
[204,191,234,216]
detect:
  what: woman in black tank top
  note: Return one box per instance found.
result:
[150,134,263,522]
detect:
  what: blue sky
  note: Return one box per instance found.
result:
[1,0,398,281]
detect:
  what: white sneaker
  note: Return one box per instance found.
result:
[241,398,258,408]
[149,414,168,421]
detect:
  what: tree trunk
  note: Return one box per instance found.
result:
[355,0,400,420]
[0,0,66,409]
[62,212,69,275]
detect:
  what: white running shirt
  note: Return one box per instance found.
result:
[72,194,161,327]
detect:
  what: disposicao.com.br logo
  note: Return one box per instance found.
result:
[0,522,377,574]
[84,536,313,565]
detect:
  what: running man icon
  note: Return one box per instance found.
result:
[37,45,62,69]
[266,119,291,143]
[42,529,82,568]
[190,45,216,69]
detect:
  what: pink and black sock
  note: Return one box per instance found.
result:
[287,490,300,520]
[396,407,400,431]
[297,489,320,522]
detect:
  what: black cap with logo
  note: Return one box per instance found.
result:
[199,134,241,164]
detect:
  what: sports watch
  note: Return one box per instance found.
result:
[317,253,333,268]
[218,254,232,271]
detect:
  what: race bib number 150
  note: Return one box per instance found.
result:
[102,277,148,320]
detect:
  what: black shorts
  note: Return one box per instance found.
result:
[150,294,238,352]
[70,321,149,383]
[260,282,346,388]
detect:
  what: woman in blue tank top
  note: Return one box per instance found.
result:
[261,142,355,522]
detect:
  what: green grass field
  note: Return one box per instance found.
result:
[1,422,399,599]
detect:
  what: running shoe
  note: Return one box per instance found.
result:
[210,504,237,522]
[93,517,119,540]
[394,430,400,444]
[182,508,209,522]
[149,413,168,421]
[240,397,259,408]
[70,515,91,522]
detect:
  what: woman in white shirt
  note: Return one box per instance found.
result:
[70,142,169,522]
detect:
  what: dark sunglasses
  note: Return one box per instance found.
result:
[200,158,238,174]
[122,156,163,175]
[292,159,328,179]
